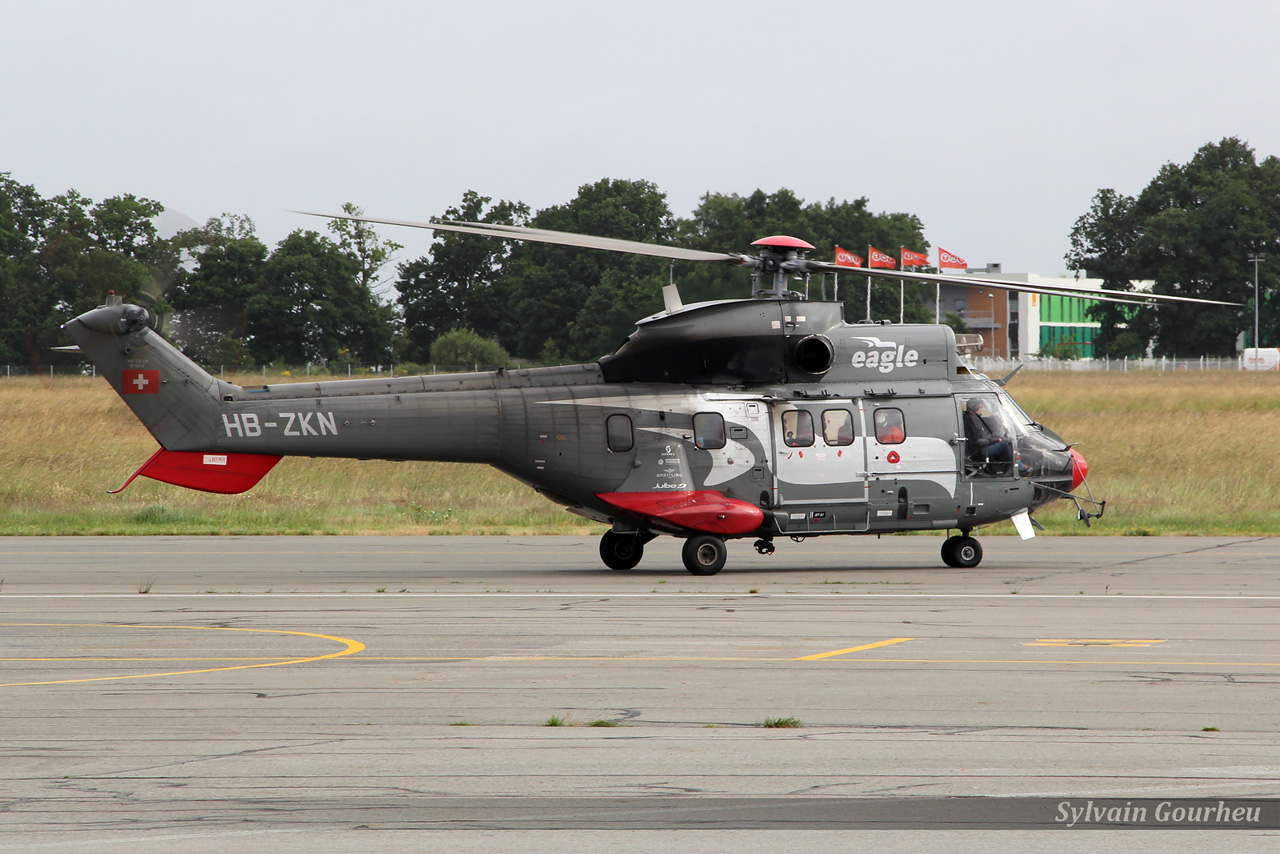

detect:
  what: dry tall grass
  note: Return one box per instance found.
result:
[1012,371,1280,533]
[0,376,588,535]
[3,371,1278,534]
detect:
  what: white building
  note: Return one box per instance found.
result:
[936,265,1111,359]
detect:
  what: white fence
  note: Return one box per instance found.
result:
[974,355,1254,373]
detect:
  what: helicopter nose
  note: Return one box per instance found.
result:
[1070,448,1088,491]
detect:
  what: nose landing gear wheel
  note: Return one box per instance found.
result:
[682,534,727,575]
[599,530,645,570]
[941,535,983,568]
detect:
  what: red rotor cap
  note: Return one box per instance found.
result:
[751,235,816,250]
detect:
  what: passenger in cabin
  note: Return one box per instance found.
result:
[783,410,814,447]
[874,409,905,444]
[823,410,853,445]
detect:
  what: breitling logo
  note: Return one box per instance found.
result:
[850,337,920,373]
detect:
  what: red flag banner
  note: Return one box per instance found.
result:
[901,247,930,268]
[938,248,967,269]
[834,245,864,267]
[868,246,896,269]
[122,369,160,395]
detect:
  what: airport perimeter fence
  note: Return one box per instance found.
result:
[973,354,1251,373]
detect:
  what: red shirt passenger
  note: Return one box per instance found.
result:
[874,409,905,444]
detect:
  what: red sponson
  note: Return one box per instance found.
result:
[596,490,765,535]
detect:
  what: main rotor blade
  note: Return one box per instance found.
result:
[297,212,748,266]
[801,261,1243,308]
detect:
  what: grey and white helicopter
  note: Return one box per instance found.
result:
[64,216,1236,574]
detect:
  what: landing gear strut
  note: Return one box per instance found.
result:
[682,534,727,575]
[599,530,649,570]
[941,534,983,568]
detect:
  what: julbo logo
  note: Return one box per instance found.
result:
[850,336,920,373]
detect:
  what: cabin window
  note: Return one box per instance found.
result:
[782,410,814,447]
[606,414,633,452]
[693,412,726,450]
[822,409,854,446]
[873,408,906,444]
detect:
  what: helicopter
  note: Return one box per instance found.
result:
[63,215,1239,575]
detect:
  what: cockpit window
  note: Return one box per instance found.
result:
[996,391,1037,434]
[962,394,1015,476]
[782,410,814,447]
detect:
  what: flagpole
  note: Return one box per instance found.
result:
[866,245,872,321]
[935,249,941,324]
[898,246,904,324]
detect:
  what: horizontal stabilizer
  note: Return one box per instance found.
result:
[110,448,282,495]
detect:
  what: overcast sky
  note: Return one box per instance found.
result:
[5,0,1278,280]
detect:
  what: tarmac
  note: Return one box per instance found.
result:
[2,534,1279,852]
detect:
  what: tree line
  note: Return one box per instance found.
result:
[4,139,1277,369]
[1067,137,1280,357]
[0,176,933,369]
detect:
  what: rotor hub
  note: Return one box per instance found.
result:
[750,236,816,298]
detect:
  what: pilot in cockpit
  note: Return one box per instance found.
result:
[963,397,1012,472]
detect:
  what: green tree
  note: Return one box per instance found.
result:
[248,230,394,365]
[167,214,269,366]
[0,173,54,364]
[327,202,403,294]
[0,178,177,366]
[567,269,665,359]
[674,189,933,322]
[395,191,528,362]
[1067,137,1280,356]
[495,179,672,360]
[428,327,510,369]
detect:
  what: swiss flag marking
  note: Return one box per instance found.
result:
[123,369,160,394]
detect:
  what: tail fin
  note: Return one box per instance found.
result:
[63,297,225,452]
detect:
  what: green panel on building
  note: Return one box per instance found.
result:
[1039,324,1096,358]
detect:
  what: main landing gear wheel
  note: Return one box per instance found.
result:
[682,534,727,576]
[941,535,983,568]
[599,531,645,570]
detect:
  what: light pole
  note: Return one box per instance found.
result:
[1249,254,1265,350]
[988,292,996,356]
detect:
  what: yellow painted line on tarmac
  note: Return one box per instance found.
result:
[794,638,915,660]
[0,623,364,687]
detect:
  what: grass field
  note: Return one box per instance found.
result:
[3,370,1279,536]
